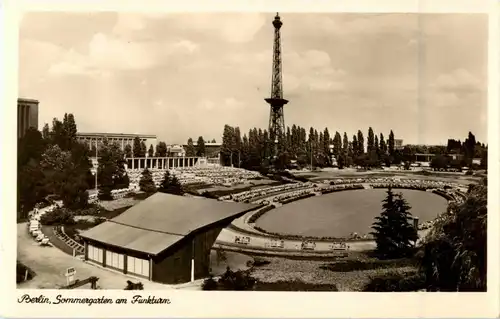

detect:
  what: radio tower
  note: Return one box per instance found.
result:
[265,13,288,160]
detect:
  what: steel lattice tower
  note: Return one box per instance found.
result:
[265,13,288,158]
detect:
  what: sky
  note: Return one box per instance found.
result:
[18,12,488,145]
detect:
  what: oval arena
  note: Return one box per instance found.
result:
[215,176,468,256]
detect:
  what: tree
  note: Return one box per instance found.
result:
[98,139,127,200]
[480,148,487,169]
[332,131,342,161]
[124,144,132,158]
[357,130,365,155]
[420,179,486,291]
[323,128,332,166]
[211,139,216,143]
[186,138,196,157]
[196,136,206,157]
[133,137,143,157]
[62,113,78,150]
[352,135,358,157]
[139,168,157,193]
[17,128,47,217]
[379,133,387,155]
[464,132,476,166]
[430,155,450,171]
[140,141,147,157]
[148,144,154,157]
[221,125,235,166]
[371,188,418,259]
[367,127,375,153]
[155,142,168,157]
[159,170,183,195]
[42,123,50,141]
[388,130,395,156]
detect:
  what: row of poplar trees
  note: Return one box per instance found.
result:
[220,124,397,170]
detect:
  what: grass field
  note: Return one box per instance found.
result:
[255,188,448,238]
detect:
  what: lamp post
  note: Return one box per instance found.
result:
[95,139,98,193]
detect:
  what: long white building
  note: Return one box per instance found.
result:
[76,132,157,152]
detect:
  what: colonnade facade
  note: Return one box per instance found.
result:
[126,157,204,170]
[77,135,152,152]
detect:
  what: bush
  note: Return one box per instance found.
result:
[465,170,474,176]
[17,261,36,283]
[255,280,338,291]
[201,276,218,291]
[124,280,144,290]
[72,204,101,216]
[218,268,256,291]
[362,271,425,292]
[320,258,416,272]
[40,207,75,226]
[247,206,274,223]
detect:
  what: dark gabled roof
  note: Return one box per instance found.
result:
[80,193,259,256]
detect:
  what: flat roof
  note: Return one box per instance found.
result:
[18,98,39,103]
[76,132,157,139]
[80,193,259,256]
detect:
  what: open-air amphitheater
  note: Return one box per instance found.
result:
[82,162,471,259]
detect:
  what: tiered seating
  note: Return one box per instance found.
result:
[27,203,61,246]
[88,187,134,201]
[271,189,315,203]
[126,166,264,189]
[219,182,313,202]
[314,183,364,194]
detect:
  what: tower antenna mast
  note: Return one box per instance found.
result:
[265,12,288,163]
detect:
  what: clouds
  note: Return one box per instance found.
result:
[431,68,483,93]
[19,12,488,145]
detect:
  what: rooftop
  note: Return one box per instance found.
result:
[76,132,157,138]
[18,98,39,104]
[80,193,259,255]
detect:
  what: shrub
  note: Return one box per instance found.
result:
[201,276,218,291]
[218,268,256,291]
[17,261,36,283]
[362,271,425,292]
[124,280,144,290]
[40,207,75,226]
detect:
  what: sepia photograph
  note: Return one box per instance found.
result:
[14,10,491,295]
[4,2,499,317]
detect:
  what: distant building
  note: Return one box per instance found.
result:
[394,139,404,150]
[182,142,221,158]
[168,144,186,157]
[76,132,157,152]
[18,98,39,139]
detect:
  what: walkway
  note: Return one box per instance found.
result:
[17,223,248,290]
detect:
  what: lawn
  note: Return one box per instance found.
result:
[255,188,448,238]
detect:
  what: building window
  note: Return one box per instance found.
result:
[127,256,150,278]
[87,244,103,263]
[105,251,125,270]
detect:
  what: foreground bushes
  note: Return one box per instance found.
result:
[202,267,338,291]
[17,261,36,283]
[362,271,425,292]
[202,268,256,291]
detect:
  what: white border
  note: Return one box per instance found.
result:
[1,0,499,318]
